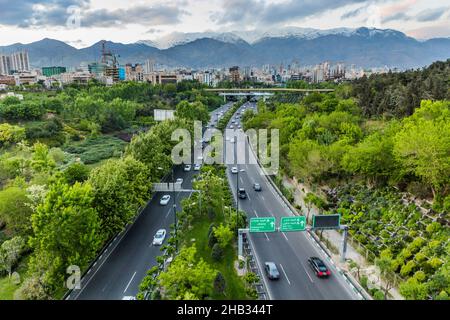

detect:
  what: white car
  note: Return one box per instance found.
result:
[230,125,234,129]
[153,229,167,246]
[184,165,191,171]
[176,178,183,185]
[122,296,136,300]
[231,167,238,174]
[160,195,171,205]
[194,164,201,171]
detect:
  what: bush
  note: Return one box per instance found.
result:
[373,289,385,300]
[211,243,224,261]
[15,275,50,300]
[208,230,218,248]
[63,162,90,185]
[213,272,226,294]
[360,275,369,289]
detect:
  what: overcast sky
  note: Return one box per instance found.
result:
[0,0,449,48]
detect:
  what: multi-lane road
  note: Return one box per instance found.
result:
[69,103,233,300]
[69,100,358,300]
[224,101,359,300]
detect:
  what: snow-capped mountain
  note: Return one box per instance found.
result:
[137,31,246,49]
[137,27,405,49]
[3,27,449,69]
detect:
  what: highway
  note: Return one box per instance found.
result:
[69,102,233,300]
[224,102,359,300]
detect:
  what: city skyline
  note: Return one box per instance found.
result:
[0,0,449,48]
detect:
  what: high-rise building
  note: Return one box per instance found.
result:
[125,63,144,82]
[0,55,12,75]
[144,59,155,73]
[229,66,240,83]
[10,51,30,72]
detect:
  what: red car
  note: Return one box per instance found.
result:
[308,257,331,277]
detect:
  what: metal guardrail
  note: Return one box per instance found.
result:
[246,136,372,300]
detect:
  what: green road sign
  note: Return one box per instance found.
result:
[280,216,306,232]
[250,217,276,233]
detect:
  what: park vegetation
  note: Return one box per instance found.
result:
[0,80,220,299]
[242,60,450,300]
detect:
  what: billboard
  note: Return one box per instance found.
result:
[154,109,175,121]
[312,214,340,229]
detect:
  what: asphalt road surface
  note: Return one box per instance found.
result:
[224,101,359,300]
[70,103,233,300]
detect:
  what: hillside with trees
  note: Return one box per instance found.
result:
[242,61,450,299]
[0,81,220,299]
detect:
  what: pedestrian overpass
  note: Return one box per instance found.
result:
[205,88,335,101]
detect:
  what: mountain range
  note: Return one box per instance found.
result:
[0,27,449,69]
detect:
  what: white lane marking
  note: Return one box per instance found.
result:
[247,235,273,300]
[282,232,289,242]
[261,195,265,201]
[165,209,171,219]
[264,233,270,241]
[247,192,252,201]
[301,262,315,283]
[253,209,259,217]
[123,271,137,293]
[279,264,291,285]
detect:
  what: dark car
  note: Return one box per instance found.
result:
[264,262,280,280]
[238,188,247,199]
[253,183,261,191]
[308,257,331,277]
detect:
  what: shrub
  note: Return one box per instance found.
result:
[373,290,385,300]
[64,162,90,185]
[211,243,224,261]
[213,272,226,294]
[213,224,233,249]
[208,230,218,248]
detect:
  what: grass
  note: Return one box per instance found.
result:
[180,215,248,300]
[63,135,127,164]
[0,255,30,300]
[0,277,19,300]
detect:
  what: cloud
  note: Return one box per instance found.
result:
[0,0,186,28]
[381,12,411,24]
[0,0,89,27]
[341,5,367,19]
[415,7,449,22]
[212,0,372,26]
[80,5,186,27]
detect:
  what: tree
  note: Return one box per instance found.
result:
[213,272,226,295]
[88,156,150,240]
[0,236,26,277]
[15,275,50,300]
[213,224,233,249]
[193,171,225,218]
[175,100,210,123]
[28,180,102,292]
[0,123,25,147]
[393,101,450,197]
[0,186,33,235]
[158,245,216,299]
[31,142,55,173]
[400,278,428,300]
[342,132,397,183]
[375,249,397,299]
[63,162,90,185]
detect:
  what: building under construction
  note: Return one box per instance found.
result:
[88,41,119,83]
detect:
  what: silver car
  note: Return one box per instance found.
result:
[153,229,167,246]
